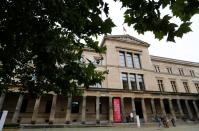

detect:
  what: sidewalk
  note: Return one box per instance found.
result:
[3,124,199,131]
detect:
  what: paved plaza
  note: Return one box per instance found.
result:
[3,124,199,131]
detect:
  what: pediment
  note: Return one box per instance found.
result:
[101,34,150,47]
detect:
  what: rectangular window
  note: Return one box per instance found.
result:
[170,81,177,92]
[183,82,189,93]
[133,54,141,69]
[126,53,133,67]
[179,68,184,76]
[45,100,52,113]
[137,74,145,90]
[121,73,129,90]
[129,74,137,90]
[190,70,195,77]
[167,67,172,74]
[157,80,164,92]
[154,65,160,72]
[119,51,126,67]
[195,83,199,93]
[71,101,80,113]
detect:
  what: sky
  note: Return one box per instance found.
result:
[100,0,199,63]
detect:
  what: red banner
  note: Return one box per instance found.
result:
[113,98,121,122]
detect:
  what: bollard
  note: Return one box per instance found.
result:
[136,115,140,128]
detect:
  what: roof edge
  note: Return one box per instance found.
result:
[100,34,150,47]
[151,55,199,67]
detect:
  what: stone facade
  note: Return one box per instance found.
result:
[1,35,199,124]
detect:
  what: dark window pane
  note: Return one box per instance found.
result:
[183,82,189,93]
[171,81,177,92]
[126,53,133,67]
[138,74,145,90]
[157,80,164,92]
[119,51,126,67]
[129,74,137,90]
[122,73,129,90]
[133,54,141,68]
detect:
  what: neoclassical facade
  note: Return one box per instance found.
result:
[1,35,199,125]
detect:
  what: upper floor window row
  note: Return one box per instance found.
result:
[156,79,190,93]
[119,51,141,69]
[154,65,196,77]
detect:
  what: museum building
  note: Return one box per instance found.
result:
[0,35,199,124]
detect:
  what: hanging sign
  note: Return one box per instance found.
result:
[113,98,121,122]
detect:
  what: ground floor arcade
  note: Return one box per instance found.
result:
[0,90,199,124]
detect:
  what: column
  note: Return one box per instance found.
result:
[49,94,57,124]
[177,99,184,117]
[81,96,86,124]
[185,100,193,119]
[109,96,113,123]
[131,97,137,122]
[0,93,5,111]
[65,96,72,124]
[160,98,166,116]
[141,98,147,122]
[120,97,126,123]
[11,94,24,123]
[192,100,199,119]
[168,99,176,120]
[31,96,41,124]
[96,96,100,124]
[150,98,156,117]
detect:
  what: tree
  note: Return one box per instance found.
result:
[0,0,198,96]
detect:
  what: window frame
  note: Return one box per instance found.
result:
[133,54,141,69]
[137,74,145,90]
[178,68,184,76]
[119,51,126,67]
[190,70,195,77]
[154,65,160,72]
[129,73,137,90]
[195,83,199,93]
[182,81,190,93]
[166,67,172,74]
[121,72,129,90]
[157,79,164,92]
[126,52,134,68]
[170,81,177,92]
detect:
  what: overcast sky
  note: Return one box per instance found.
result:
[101,0,199,63]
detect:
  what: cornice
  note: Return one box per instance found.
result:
[151,55,199,67]
[100,35,150,47]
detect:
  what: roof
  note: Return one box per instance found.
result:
[151,55,199,67]
[100,34,150,47]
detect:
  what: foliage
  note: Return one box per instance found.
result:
[120,0,199,42]
[0,0,198,95]
[0,0,113,96]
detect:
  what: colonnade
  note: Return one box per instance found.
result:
[0,93,199,124]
